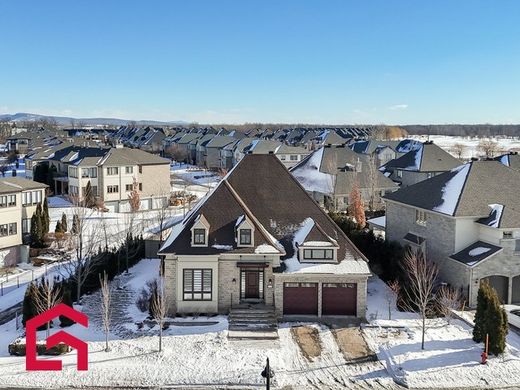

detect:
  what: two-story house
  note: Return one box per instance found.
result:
[381,141,462,187]
[0,178,48,267]
[159,154,370,319]
[49,146,170,212]
[384,160,520,306]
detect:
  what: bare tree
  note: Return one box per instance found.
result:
[437,285,462,325]
[164,144,188,164]
[33,279,62,338]
[99,271,112,352]
[62,195,105,303]
[151,277,167,352]
[450,143,467,160]
[400,248,438,350]
[128,177,140,212]
[478,139,498,158]
[385,280,401,320]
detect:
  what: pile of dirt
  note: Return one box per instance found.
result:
[332,327,377,363]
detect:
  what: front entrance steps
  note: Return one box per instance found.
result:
[228,303,278,339]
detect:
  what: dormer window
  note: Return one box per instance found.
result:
[191,214,210,247]
[239,229,252,245]
[303,248,334,260]
[236,215,254,247]
[193,228,206,245]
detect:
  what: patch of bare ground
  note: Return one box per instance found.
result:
[290,325,322,361]
[332,326,377,363]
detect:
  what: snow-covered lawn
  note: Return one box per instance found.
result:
[364,277,520,389]
[171,163,220,188]
[409,135,520,159]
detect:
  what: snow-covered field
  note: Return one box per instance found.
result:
[409,135,520,159]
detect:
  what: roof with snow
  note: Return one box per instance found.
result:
[382,142,461,173]
[450,241,503,267]
[496,153,520,172]
[159,154,367,268]
[291,145,398,195]
[385,161,520,227]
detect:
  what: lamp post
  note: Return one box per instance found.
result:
[261,357,274,390]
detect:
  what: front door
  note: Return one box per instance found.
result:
[245,271,260,299]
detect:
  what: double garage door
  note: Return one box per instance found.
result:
[283,282,357,316]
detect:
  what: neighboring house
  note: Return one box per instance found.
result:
[351,139,422,166]
[0,177,48,267]
[48,146,170,212]
[496,152,520,172]
[159,154,370,319]
[384,160,520,306]
[201,136,237,169]
[291,145,399,211]
[273,144,311,169]
[381,141,462,187]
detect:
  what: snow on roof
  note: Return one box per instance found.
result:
[284,257,370,274]
[291,147,334,194]
[254,244,280,254]
[367,215,386,229]
[293,217,315,246]
[433,163,470,215]
[468,247,491,257]
[299,241,335,247]
[485,204,504,228]
[405,146,423,170]
[235,214,245,228]
[211,244,233,250]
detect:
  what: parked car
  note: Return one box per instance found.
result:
[504,305,520,328]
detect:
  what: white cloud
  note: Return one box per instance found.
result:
[388,104,408,111]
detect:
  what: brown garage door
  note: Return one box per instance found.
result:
[322,283,357,316]
[283,282,318,315]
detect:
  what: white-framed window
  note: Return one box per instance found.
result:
[415,209,427,225]
[81,167,97,178]
[302,248,334,260]
[125,184,133,192]
[279,155,286,161]
[239,229,252,245]
[193,228,206,245]
[107,185,119,193]
[22,191,41,206]
[0,223,17,237]
[107,167,119,175]
[183,269,212,301]
[290,155,298,161]
[22,219,31,234]
[503,231,513,239]
[125,166,133,174]
[69,167,78,178]
[0,195,16,208]
[396,170,403,178]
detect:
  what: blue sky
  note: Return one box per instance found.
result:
[1,1,519,124]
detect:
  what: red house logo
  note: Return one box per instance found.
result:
[26,303,89,371]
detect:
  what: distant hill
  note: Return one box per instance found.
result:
[0,112,188,127]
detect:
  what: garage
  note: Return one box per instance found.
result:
[322,283,357,316]
[482,275,508,303]
[283,282,318,315]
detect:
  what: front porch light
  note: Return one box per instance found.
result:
[267,279,273,288]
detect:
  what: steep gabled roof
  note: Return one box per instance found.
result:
[385,161,520,227]
[496,153,520,172]
[383,142,461,172]
[160,154,366,265]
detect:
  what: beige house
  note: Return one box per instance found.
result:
[159,154,370,321]
[49,146,170,212]
[0,178,48,267]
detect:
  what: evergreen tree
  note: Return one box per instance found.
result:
[84,181,95,208]
[473,280,509,355]
[71,214,80,235]
[42,198,50,233]
[30,209,44,247]
[22,282,37,326]
[55,221,63,233]
[473,281,490,343]
[61,212,68,232]
[60,287,75,327]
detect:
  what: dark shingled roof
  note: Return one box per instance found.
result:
[160,154,366,264]
[450,241,503,266]
[383,142,461,172]
[385,161,520,227]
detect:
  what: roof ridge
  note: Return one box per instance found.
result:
[452,162,472,216]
